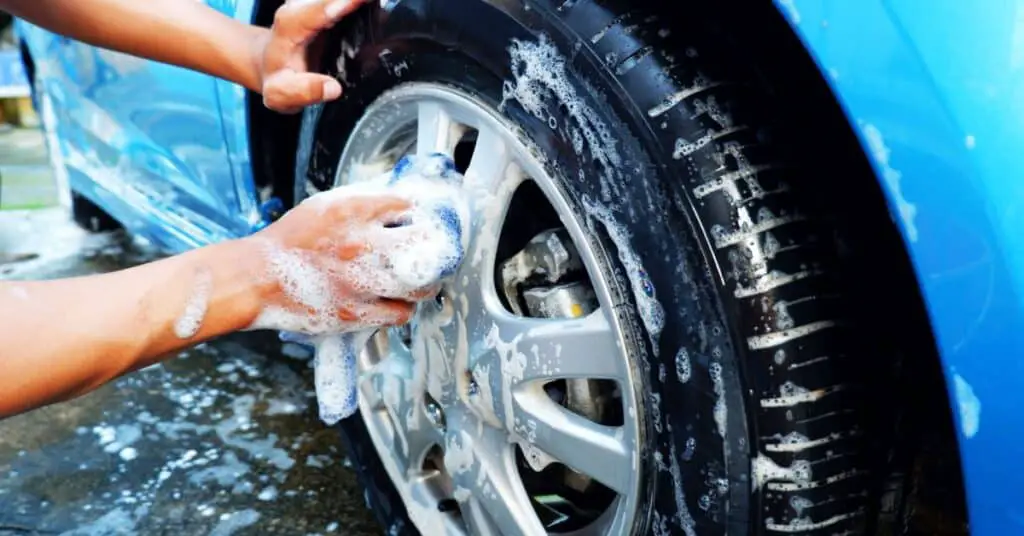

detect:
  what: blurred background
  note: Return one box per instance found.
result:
[0,12,50,213]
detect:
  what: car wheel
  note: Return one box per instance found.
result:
[34,71,120,232]
[294,1,880,534]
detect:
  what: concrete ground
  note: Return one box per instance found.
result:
[0,129,381,535]
[0,126,58,211]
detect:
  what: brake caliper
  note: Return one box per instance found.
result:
[500,229,608,493]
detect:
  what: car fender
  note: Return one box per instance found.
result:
[776,1,1024,534]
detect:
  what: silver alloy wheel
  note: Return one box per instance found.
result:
[334,83,643,536]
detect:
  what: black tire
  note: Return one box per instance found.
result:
[294,1,881,534]
[70,191,121,233]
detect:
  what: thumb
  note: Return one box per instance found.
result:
[263,71,343,113]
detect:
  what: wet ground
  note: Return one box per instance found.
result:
[0,129,381,535]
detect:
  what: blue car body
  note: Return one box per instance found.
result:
[16,0,262,251]
[15,1,1024,533]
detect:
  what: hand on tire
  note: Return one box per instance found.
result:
[255,0,369,113]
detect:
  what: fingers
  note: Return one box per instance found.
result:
[360,196,414,224]
[378,299,416,325]
[262,0,368,112]
[333,222,437,297]
[274,0,368,43]
[330,238,368,262]
[262,71,343,114]
[407,283,442,302]
[342,299,415,328]
[327,192,413,224]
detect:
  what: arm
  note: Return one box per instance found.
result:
[0,191,421,419]
[0,240,264,417]
[2,0,366,112]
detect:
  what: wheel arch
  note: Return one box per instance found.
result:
[246,0,304,210]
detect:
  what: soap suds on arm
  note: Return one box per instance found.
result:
[174,268,213,339]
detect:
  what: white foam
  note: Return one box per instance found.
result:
[710,361,727,437]
[953,371,981,439]
[174,268,213,339]
[675,347,691,383]
[503,33,623,201]
[860,122,918,242]
[666,441,698,536]
[587,202,666,353]
[7,285,29,301]
[248,155,470,340]
[752,454,812,490]
[249,154,471,425]
[312,332,370,425]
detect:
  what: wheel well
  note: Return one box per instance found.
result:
[19,42,34,79]
[674,0,969,532]
[249,0,303,209]
[19,39,35,92]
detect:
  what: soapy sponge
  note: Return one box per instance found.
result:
[311,153,470,425]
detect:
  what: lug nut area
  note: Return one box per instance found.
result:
[467,372,479,396]
[424,393,446,433]
[393,323,413,348]
[433,287,454,320]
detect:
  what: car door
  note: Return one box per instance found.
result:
[18,23,90,179]
[65,15,248,241]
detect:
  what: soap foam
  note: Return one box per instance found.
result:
[250,153,470,424]
[312,332,370,425]
[248,154,469,335]
[174,268,213,339]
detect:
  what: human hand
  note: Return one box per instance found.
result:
[243,186,441,336]
[254,0,368,113]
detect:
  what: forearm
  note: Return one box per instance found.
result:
[3,0,268,91]
[0,239,265,418]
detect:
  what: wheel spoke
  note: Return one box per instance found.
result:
[417,100,459,155]
[470,310,625,393]
[461,499,502,536]
[399,413,442,473]
[360,357,439,472]
[359,354,413,410]
[410,305,462,406]
[461,129,521,273]
[513,389,633,495]
[464,126,512,193]
[444,421,546,536]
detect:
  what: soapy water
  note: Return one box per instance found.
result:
[174,268,213,339]
[257,153,471,425]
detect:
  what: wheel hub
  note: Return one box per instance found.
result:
[339,83,643,536]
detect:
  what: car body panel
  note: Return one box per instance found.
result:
[209,0,264,232]
[776,1,1024,533]
[13,0,263,252]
